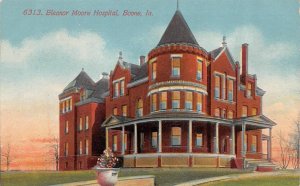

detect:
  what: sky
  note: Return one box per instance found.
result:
[0,0,299,170]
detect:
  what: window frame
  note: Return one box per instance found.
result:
[171,127,182,146]
[197,59,203,81]
[172,91,181,109]
[171,57,181,77]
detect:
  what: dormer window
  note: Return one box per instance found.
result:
[171,57,180,77]
[197,59,202,80]
[80,90,86,101]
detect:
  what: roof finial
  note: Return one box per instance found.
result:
[82,68,84,71]
[177,0,179,10]
[222,35,227,47]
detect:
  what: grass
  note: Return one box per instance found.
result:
[0,168,248,186]
[200,173,300,186]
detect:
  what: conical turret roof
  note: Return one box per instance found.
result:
[157,10,199,47]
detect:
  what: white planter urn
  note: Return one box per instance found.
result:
[94,167,120,186]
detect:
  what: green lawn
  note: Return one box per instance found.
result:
[200,174,299,186]
[0,168,248,186]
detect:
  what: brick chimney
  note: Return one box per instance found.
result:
[139,55,145,65]
[241,43,248,82]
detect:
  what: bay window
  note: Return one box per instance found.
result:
[197,93,202,112]
[172,91,180,109]
[160,92,167,110]
[185,92,193,110]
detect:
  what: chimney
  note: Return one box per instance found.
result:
[139,55,145,65]
[102,72,109,79]
[241,43,248,82]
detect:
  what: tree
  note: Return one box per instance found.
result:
[48,137,59,171]
[1,142,14,171]
[277,130,293,169]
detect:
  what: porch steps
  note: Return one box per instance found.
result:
[245,159,277,171]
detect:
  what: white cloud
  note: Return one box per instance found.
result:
[1,30,114,71]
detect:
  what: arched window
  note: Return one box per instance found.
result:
[171,127,181,146]
[136,99,143,117]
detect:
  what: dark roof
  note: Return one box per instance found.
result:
[63,70,95,91]
[121,61,148,82]
[209,47,223,59]
[157,10,199,48]
[90,78,109,99]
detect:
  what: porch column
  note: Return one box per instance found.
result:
[105,128,109,149]
[188,120,192,153]
[214,123,219,153]
[231,125,235,155]
[134,123,137,154]
[267,128,272,161]
[241,123,246,158]
[158,120,162,153]
[121,126,125,155]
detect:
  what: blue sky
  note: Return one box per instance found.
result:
[0,0,299,152]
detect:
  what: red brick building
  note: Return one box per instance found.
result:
[59,10,276,170]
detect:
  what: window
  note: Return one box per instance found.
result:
[79,117,83,131]
[120,80,125,96]
[65,121,69,134]
[160,92,167,110]
[69,99,72,111]
[242,106,248,117]
[251,135,257,152]
[197,59,202,80]
[227,110,233,119]
[151,131,158,148]
[124,133,127,151]
[247,83,252,97]
[79,141,82,155]
[221,109,226,118]
[122,105,127,117]
[171,127,181,146]
[215,76,220,99]
[185,92,193,110]
[113,135,118,152]
[152,62,157,80]
[228,79,233,101]
[114,82,119,97]
[196,132,203,147]
[252,108,258,116]
[214,108,220,117]
[136,99,143,117]
[171,57,180,77]
[66,99,69,112]
[65,142,69,156]
[62,101,66,113]
[85,116,89,130]
[151,94,157,112]
[65,162,68,169]
[80,90,86,101]
[172,91,180,109]
[85,139,89,155]
[197,93,202,112]
[113,107,118,115]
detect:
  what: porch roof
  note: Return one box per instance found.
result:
[102,112,234,128]
[234,115,276,129]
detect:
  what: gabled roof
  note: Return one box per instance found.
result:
[63,70,95,92]
[157,10,199,48]
[209,46,236,70]
[102,115,130,127]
